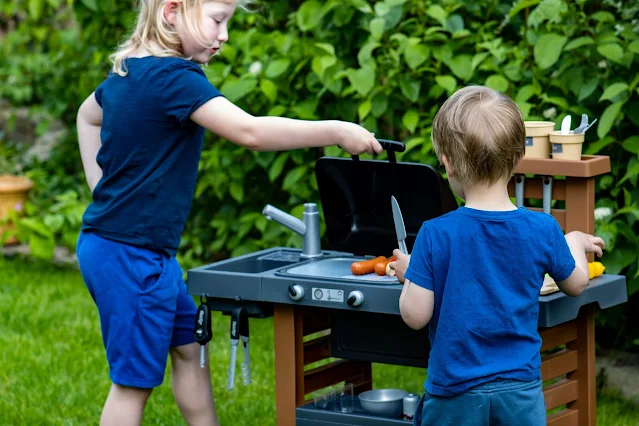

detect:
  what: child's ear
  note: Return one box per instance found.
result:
[163,1,180,26]
[441,155,454,177]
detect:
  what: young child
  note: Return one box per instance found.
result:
[75,1,382,425]
[389,86,605,426]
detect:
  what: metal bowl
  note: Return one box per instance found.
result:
[358,389,409,418]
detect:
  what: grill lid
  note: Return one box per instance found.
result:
[315,140,458,257]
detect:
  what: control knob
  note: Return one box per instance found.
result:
[347,290,364,307]
[288,284,304,301]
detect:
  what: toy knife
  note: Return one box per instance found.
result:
[391,196,408,254]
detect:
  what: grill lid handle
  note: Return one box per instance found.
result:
[352,139,406,163]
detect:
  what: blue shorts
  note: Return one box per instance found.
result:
[76,230,198,389]
[414,378,546,426]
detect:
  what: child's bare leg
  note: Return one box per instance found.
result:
[100,384,151,426]
[170,342,220,426]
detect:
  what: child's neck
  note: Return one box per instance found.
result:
[462,179,517,212]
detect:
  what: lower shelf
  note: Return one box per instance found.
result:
[296,399,411,426]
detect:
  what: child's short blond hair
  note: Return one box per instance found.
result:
[432,86,525,186]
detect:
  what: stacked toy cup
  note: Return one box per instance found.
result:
[524,121,555,159]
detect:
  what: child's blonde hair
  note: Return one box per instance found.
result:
[111,0,250,76]
[431,86,525,186]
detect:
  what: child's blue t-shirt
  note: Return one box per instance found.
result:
[82,57,222,256]
[404,206,576,397]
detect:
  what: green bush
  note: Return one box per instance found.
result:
[1,0,639,348]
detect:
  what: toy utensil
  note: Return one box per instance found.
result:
[575,118,598,134]
[560,115,571,135]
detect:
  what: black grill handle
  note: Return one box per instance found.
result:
[352,139,406,163]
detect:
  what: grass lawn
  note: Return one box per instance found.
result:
[1,255,638,425]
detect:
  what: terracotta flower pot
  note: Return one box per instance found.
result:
[0,174,34,245]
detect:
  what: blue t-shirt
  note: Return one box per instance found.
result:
[404,206,575,397]
[82,57,222,256]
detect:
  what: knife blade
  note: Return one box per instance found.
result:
[391,196,408,254]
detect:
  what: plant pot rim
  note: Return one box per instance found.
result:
[0,174,34,193]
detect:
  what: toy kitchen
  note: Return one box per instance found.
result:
[187,141,627,426]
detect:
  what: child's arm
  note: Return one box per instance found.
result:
[399,280,434,330]
[77,92,103,192]
[190,97,382,155]
[555,231,605,296]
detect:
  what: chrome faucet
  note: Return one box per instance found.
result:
[262,203,323,259]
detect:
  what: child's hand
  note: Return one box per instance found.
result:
[566,231,606,257]
[389,249,411,284]
[337,122,383,155]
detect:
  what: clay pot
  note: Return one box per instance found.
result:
[0,174,34,245]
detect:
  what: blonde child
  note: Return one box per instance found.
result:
[390,86,604,425]
[75,1,382,425]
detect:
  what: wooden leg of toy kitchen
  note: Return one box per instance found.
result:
[567,305,596,426]
[274,304,304,426]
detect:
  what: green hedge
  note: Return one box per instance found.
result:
[1,0,639,348]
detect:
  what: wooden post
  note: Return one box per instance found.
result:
[274,305,304,426]
[564,176,597,426]
[512,156,609,426]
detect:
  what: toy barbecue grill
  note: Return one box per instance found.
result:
[187,141,627,426]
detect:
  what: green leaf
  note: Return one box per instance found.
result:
[357,42,381,68]
[485,75,509,93]
[597,102,624,139]
[404,43,429,70]
[584,136,615,155]
[516,84,538,103]
[426,5,447,27]
[618,161,639,186]
[402,110,419,133]
[259,79,278,103]
[597,43,624,63]
[629,40,639,55]
[622,136,639,155]
[297,0,324,31]
[445,14,464,33]
[528,0,567,29]
[446,55,473,81]
[229,181,244,203]
[508,0,541,18]
[471,53,489,70]
[399,79,421,102]
[371,93,388,117]
[29,0,44,20]
[578,78,599,101]
[314,43,335,56]
[267,106,287,117]
[533,33,567,69]
[81,0,98,11]
[311,56,337,80]
[564,36,595,51]
[265,59,291,79]
[435,75,457,93]
[369,18,386,40]
[220,78,257,102]
[268,153,289,182]
[283,166,308,190]
[599,82,628,102]
[358,100,372,121]
[346,67,375,96]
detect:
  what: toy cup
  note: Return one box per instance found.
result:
[549,131,585,161]
[524,121,555,159]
